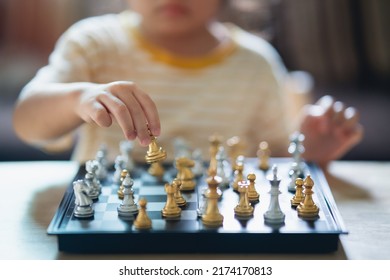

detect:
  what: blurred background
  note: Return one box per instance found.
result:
[1,0,389,161]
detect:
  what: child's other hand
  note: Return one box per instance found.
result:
[75,81,160,146]
[299,95,363,167]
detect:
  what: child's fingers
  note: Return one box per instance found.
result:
[132,87,161,137]
[123,91,151,146]
[89,101,112,127]
[343,107,360,128]
[332,101,345,123]
[97,93,137,140]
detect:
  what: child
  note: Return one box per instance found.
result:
[13,0,363,167]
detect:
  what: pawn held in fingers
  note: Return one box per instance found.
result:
[76,81,161,146]
[98,81,160,146]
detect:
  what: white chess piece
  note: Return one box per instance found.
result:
[117,174,138,217]
[95,149,108,180]
[73,179,94,218]
[216,146,230,188]
[191,148,205,177]
[288,162,300,193]
[288,132,305,177]
[120,140,135,172]
[173,137,192,159]
[86,160,101,194]
[113,155,126,185]
[263,165,285,224]
[84,172,99,200]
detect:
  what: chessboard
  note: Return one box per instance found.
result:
[47,157,347,254]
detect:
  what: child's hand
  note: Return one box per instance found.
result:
[75,81,160,146]
[299,95,363,167]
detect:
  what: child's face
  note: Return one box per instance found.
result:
[128,0,221,36]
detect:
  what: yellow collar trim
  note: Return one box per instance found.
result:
[122,12,237,69]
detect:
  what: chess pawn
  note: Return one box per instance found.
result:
[73,179,94,218]
[173,137,192,159]
[145,133,167,164]
[216,146,230,188]
[257,141,270,171]
[84,172,99,200]
[234,180,254,217]
[117,169,129,199]
[297,175,319,219]
[113,155,126,185]
[85,160,101,194]
[231,162,244,192]
[120,140,135,172]
[226,136,244,172]
[147,161,165,180]
[176,157,196,191]
[263,165,285,224]
[161,182,181,218]
[207,133,222,176]
[95,149,108,180]
[173,178,186,207]
[288,162,300,192]
[291,178,305,208]
[117,174,138,217]
[191,148,205,177]
[202,175,224,227]
[288,132,305,178]
[247,173,260,203]
[134,198,152,230]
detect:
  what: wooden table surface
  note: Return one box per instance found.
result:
[0,160,389,260]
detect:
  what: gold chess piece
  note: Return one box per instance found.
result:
[173,178,186,207]
[247,173,260,203]
[208,133,222,176]
[176,157,196,191]
[145,131,167,164]
[257,141,270,171]
[232,162,244,192]
[297,175,319,219]
[147,162,165,180]
[145,129,167,178]
[202,175,224,227]
[226,136,245,172]
[117,169,128,199]
[290,178,305,207]
[161,182,181,218]
[134,198,152,230]
[234,180,254,217]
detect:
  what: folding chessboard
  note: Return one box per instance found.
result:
[47,158,347,254]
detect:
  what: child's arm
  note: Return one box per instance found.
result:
[299,95,363,167]
[13,81,160,147]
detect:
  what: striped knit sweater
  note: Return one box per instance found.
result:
[32,11,294,163]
